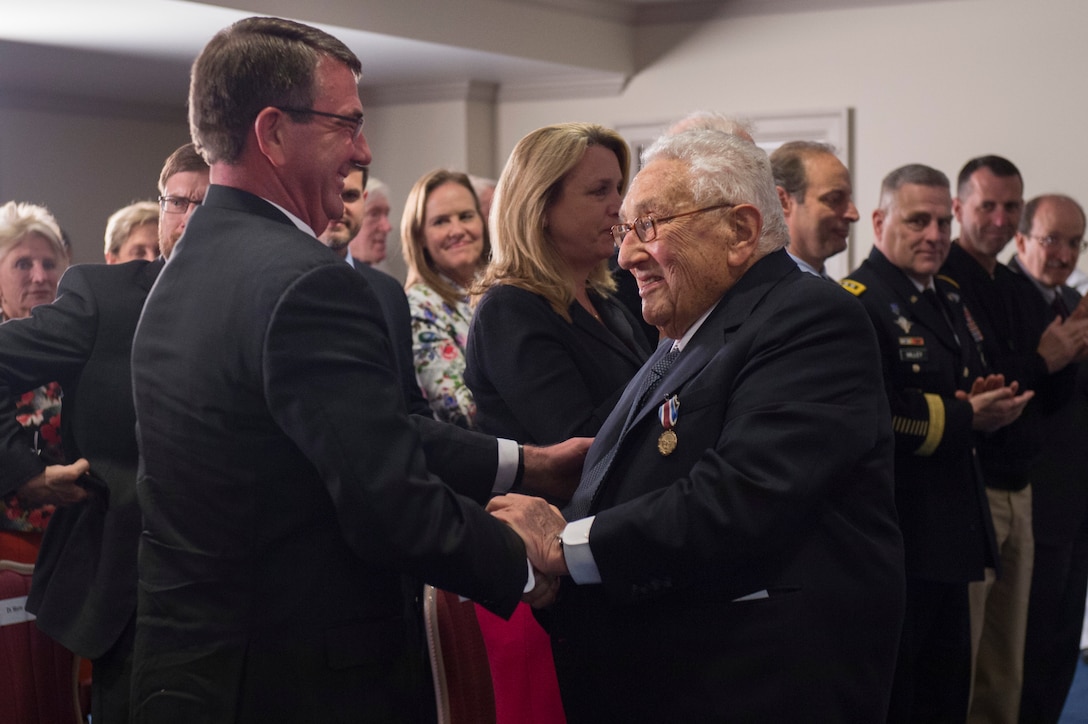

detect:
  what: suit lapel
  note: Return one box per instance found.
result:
[625,249,799,438]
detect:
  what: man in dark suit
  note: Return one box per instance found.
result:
[128,17,553,722]
[842,164,1032,722]
[0,142,209,723]
[320,165,431,417]
[1009,194,1088,723]
[489,128,906,722]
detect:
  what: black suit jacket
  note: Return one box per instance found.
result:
[465,284,651,444]
[551,250,905,722]
[940,243,1051,488]
[844,247,997,582]
[353,261,431,418]
[1007,256,1088,545]
[0,259,161,659]
[129,185,526,723]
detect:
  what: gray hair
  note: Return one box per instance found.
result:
[0,201,66,262]
[878,164,949,210]
[104,201,159,256]
[365,175,389,201]
[642,129,789,254]
[665,111,754,142]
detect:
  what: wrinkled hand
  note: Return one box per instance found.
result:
[487,493,569,577]
[17,459,91,508]
[968,383,1034,433]
[519,437,593,504]
[1038,316,1088,372]
[523,567,560,608]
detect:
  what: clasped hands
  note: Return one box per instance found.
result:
[488,493,570,609]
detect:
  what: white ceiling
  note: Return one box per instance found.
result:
[0,0,932,113]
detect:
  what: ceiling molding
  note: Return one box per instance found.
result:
[363,79,500,106]
[498,73,629,102]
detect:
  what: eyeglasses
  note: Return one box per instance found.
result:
[158,196,202,214]
[611,203,734,248]
[275,107,365,140]
[1028,234,1088,254]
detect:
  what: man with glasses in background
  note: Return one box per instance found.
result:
[1008,194,1088,723]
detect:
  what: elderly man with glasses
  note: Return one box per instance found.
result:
[487,126,906,722]
[1007,194,1088,724]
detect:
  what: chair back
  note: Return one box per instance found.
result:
[423,585,496,724]
[0,560,83,724]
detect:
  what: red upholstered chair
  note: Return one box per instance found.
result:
[423,585,497,724]
[0,560,84,724]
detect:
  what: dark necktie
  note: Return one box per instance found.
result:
[922,287,961,345]
[564,346,681,520]
[1052,294,1070,320]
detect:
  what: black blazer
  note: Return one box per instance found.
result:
[845,247,997,583]
[551,250,905,722]
[129,185,526,723]
[354,262,432,418]
[1007,256,1088,545]
[465,284,651,444]
[0,259,160,659]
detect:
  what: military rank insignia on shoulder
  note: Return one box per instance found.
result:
[841,279,866,296]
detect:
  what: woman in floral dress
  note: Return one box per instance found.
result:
[401,169,489,429]
[0,201,69,561]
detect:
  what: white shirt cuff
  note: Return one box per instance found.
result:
[561,516,601,585]
[493,438,519,494]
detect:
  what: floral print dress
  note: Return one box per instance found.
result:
[406,281,477,429]
[2,381,63,532]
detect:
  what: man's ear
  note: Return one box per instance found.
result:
[1014,232,1028,257]
[727,204,763,265]
[872,207,886,244]
[776,185,793,217]
[254,107,290,168]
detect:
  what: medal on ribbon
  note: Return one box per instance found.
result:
[657,394,680,456]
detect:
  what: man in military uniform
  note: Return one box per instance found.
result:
[842,163,1032,723]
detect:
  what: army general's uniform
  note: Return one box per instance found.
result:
[843,247,997,724]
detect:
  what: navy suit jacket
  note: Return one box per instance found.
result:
[0,259,160,659]
[129,185,526,723]
[551,249,905,722]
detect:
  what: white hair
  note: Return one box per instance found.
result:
[643,129,789,253]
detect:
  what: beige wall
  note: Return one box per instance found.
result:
[3,0,1085,277]
[0,99,189,265]
[490,0,1088,273]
